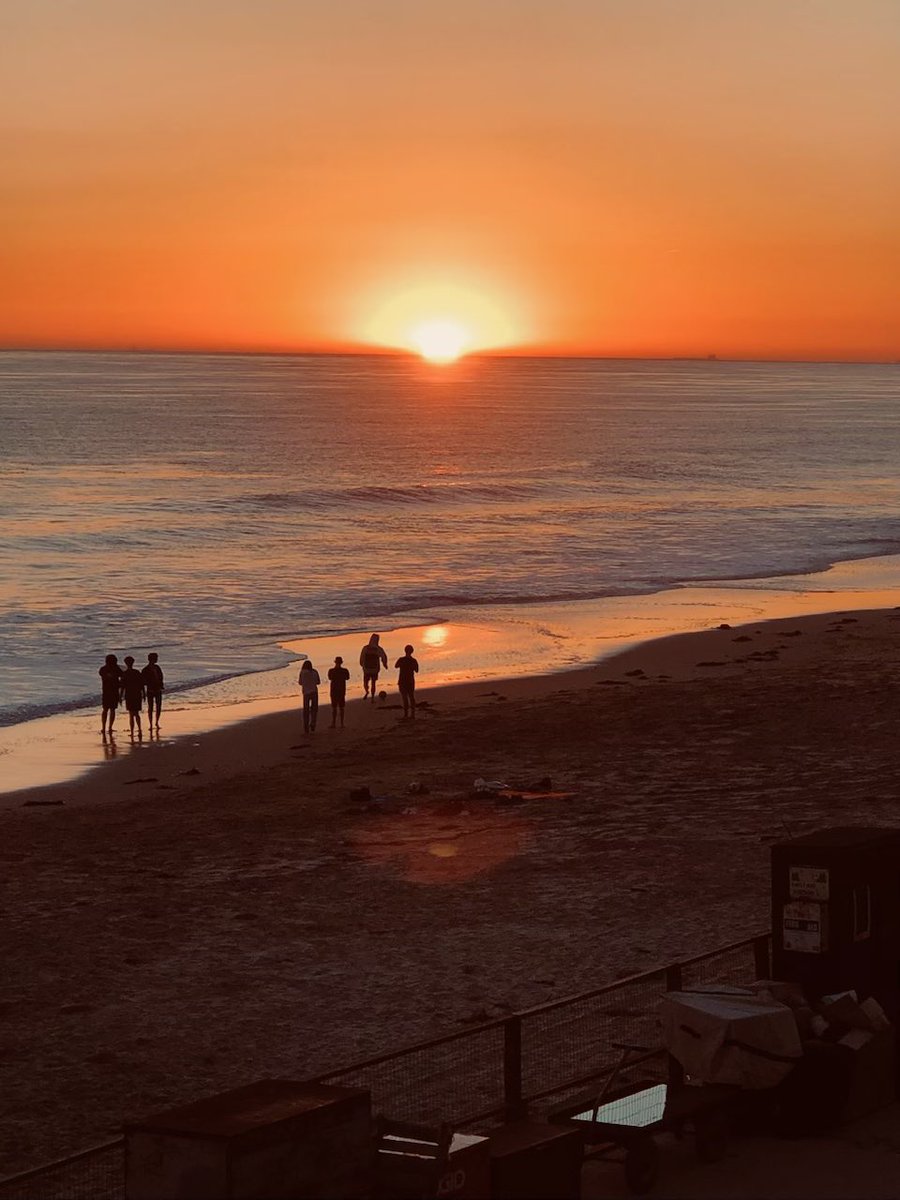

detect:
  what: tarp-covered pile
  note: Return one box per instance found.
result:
[661,987,803,1089]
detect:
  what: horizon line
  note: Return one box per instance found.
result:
[1,345,897,367]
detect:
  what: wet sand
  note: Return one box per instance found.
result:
[8,550,900,799]
[4,606,900,1173]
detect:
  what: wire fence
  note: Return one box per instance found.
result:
[320,1020,507,1126]
[0,932,769,1199]
[0,1141,125,1200]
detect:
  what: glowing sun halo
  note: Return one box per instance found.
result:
[409,319,470,363]
[359,278,521,361]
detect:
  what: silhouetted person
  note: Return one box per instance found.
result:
[328,656,350,728]
[141,652,164,729]
[360,634,388,701]
[99,653,123,735]
[395,644,419,719]
[120,655,145,737]
[299,660,321,733]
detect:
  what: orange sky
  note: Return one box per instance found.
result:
[3,0,898,359]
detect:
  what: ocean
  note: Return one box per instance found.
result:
[1,351,899,727]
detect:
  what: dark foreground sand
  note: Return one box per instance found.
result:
[3,608,900,1174]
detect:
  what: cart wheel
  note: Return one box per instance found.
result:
[694,1110,729,1163]
[624,1135,659,1195]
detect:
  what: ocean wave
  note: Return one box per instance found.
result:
[368,583,674,610]
[250,480,551,510]
[0,668,292,729]
[0,693,100,728]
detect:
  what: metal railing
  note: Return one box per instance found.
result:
[317,932,770,1125]
[0,932,769,1199]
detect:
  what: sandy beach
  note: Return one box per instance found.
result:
[4,605,900,1175]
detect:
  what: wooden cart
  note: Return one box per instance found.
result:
[549,1045,737,1194]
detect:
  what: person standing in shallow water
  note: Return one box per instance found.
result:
[328,656,350,728]
[141,652,164,729]
[99,654,123,735]
[395,644,419,719]
[120,656,145,738]
[298,660,321,733]
[359,634,388,701]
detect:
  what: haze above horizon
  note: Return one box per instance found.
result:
[3,1,898,361]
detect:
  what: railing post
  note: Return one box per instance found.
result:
[664,963,684,1089]
[753,934,770,980]
[503,1016,526,1121]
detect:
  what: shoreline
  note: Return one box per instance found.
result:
[6,551,900,798]
[5,603,900,1171]
[5,600,900,812]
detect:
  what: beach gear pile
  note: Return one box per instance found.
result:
[661,982,895,1129]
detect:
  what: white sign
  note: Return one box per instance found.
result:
[789,866,829,901]
[783,901,827,953]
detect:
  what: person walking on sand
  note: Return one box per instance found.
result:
[328,655,350,728]
[359,633,388,701]
[298,660,321,733]
[141,652,164,729]
[99,653,123,735]
[395,644,419,719]
[120,655,145,738]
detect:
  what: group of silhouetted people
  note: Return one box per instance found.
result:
[98,652,164,737]
[96,635,419,741]
[297,634,419,733]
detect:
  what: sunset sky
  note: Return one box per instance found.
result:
[3,0,898,359]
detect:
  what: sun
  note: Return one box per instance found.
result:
[408,318,471,363]
[356,276,524,361]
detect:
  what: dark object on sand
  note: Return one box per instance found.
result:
[350,786,372,802]
[378,689,387,700]
[124,776,159,785]
[511,776,553,792]
[178,767,201,776]
[718,623,732,630]
[23,799,64,807]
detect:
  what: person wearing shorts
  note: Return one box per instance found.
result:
[359,633,388,701]
[394,644,419,719]
[99,654,123,735]
[328,656,350,728]
[141,652,164,729]
[120,655,145,737]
